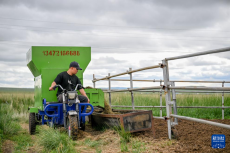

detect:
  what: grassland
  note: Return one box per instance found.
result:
[0,88,230,152]
[105,92,230,119]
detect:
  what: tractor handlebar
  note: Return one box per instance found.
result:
[49,84,64,91]
[49,84,82,91]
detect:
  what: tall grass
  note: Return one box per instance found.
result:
[0,92,34,121]
[0,104,21,136]
[36,126,75,153]
[0,91,229,120]
[0,92,34,152]
[105,92,230,119]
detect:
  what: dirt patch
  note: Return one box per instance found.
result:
[154,118,230,152]
[20,123,29,132]
[76,127,122,153]
[77,130,91,139]
[78,118,230,152]
[2,140,14,153]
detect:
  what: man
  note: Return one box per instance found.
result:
[49,61,90,103]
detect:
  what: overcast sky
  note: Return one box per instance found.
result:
[0,0,230,89]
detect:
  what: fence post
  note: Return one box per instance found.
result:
[162,59,172,139]
[93,74,95,88]
[222,81,225,120]
[108,73,112,106]
[171,81,178,125]
[129,68,135,110]
[160,80,162,117]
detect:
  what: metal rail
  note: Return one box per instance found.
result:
[93,64,161,82]
[153,116,165,120]
[169,86,230,91]
[170,114,230,129]
[105,86,162,92]
[111,105,230,109]
[165,46,230,61]
[109,79,230,83]
[103,89,230,93]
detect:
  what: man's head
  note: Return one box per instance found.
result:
[68,61,82,75]
[69,61,82,70]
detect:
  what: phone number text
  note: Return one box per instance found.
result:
[43,51,80,56]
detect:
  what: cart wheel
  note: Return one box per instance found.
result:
[29,113,36,135]
[67,115,78,140]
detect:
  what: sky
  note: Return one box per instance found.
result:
[0,0,230,89]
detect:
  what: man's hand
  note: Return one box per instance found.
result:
[79,88,90,103]
[49,82,57,91]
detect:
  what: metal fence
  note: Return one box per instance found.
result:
[92,46,230,139]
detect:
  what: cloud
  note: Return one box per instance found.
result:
[0,0,230,88]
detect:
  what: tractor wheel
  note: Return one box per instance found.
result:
[29,113,36,135]
[67,115,78,140]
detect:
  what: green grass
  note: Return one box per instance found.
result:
[84,138,102,148]
[0,87,33,93]
[131,139,146,153]
[113,126,146,152]
[0,91,34,152]
[105,92,230,119]
[0,103,22,152]
[0,104,21,137]
[11,132,33,153]
[36,126,75,153]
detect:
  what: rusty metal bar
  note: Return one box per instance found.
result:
[169,86,230,91]
[165,46,230,61]
[91,110,153,133]
[170,114,230,129]
[92,64,161,82]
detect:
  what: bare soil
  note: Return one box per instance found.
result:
[78,118,230,152]
[2,140,14,153]
[153,118,230,152]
